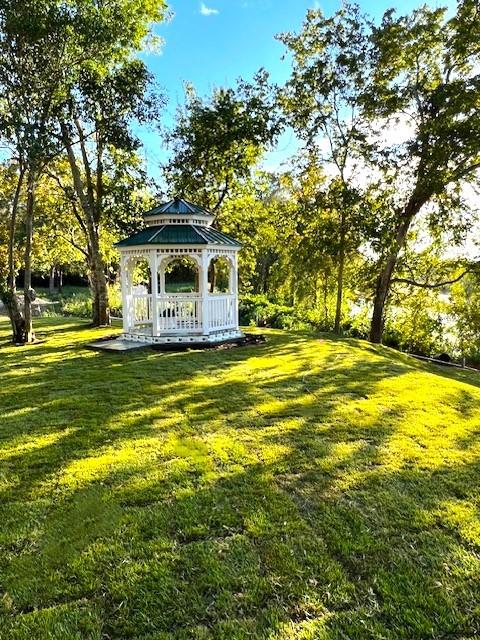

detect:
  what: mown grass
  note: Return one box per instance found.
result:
[0,317,479,640]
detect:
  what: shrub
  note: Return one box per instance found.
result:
[239,294,302,329]
[60,291,93,318]
[38,284,122,320]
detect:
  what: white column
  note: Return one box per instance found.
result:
[159,257,165,295]
[150,250,159,336]
[120,253,128,333]
[233,253,239,331]
[201,251,210,335]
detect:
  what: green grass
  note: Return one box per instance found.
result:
[0,317,479,640]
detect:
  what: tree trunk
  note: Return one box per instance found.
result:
[2,166,26,343]
[89,241,110,326]
[49,265,56,294]
[369,191,430,343]
[58,269,63,292]
[334,209,346,335]
[369,252,399,344]
[262,261,272,295]
[61,121,110,326]
[323,271,329,327]
[84,241,109,327]
[209,261,216,294]
[23,171,36,343]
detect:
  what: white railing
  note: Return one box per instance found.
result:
[156,294,203,333]
[131,294,152,327]
[208,294,236,331]
[126,293,237,335]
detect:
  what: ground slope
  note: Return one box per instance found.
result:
[0,318,479,640]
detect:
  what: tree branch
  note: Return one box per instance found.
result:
[391,268,475,289]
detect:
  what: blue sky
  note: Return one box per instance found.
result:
[140,0,455,182]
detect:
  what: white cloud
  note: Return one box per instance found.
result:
[200,2,219,16]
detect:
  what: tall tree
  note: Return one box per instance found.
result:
[58,59,162,325]
[0,0,69,341]
[164,73,280,212]
[279,1,480,343]
[0,0,166,339]
[365,1,480,342]
[278,5,370,333]
[0,162,26,342]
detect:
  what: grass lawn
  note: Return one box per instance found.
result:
[0,317,479,640]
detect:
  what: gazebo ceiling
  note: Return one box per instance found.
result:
[116,224,242,248]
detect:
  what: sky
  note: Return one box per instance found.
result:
[140,0,455,183]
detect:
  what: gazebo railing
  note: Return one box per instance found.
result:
[127,292,237,335]
[208,294,236,331]
[131,293,152,326]
[156,294,203,332]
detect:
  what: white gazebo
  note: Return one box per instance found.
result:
[116,198,243,345]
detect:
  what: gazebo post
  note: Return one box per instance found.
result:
[150,250,159,337]
[232,254,239,328]
[120,255,129,334]
[201,251,210,335]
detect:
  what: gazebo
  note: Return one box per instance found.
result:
[116,198,243,345]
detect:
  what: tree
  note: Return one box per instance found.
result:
[278,2,480,343]
[164,73,280,211]
[57,59,162,325]
[364,1,480,342]
[0,161,26,342]
[278,5,371,333]
[31,172,87,288]
[0,0,167,340]
[269,155,371,327]
[216,172,290,295]
[451,271,480,364]
[0,0,70,342]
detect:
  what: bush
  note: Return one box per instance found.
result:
[61,292,92,318]
[239,294,303,329]
[39,284,122,320]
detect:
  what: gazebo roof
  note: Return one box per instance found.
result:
[144,197,212,217]
[116,196,242,249]
[116,224,242,248]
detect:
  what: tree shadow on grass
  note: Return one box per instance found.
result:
[2,447,479,638]
[1,320,479,638]
[0,329,412,503]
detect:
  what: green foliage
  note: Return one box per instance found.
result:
[239,294,302,330]
[38,284,122,319]
[1,317,479,638]
[451,273,480,365]
[278,1,480,342]
[239,293,354,332]
[384,291,449,356]
[164,72,280,210]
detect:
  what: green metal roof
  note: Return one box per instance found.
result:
[116,224,242,248]
[144,197,212,217]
